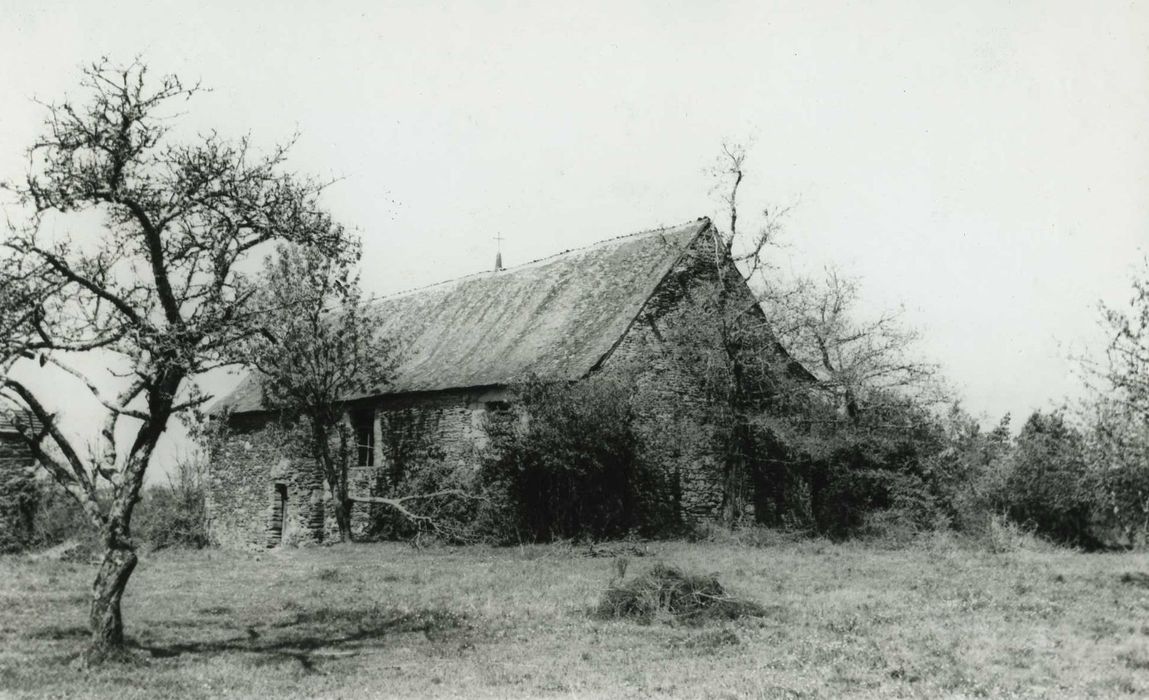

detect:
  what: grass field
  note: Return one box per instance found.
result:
[2,535,1149,698]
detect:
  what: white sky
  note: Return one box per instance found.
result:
[1,0,1147,474]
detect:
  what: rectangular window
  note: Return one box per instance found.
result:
[350,409,375,467]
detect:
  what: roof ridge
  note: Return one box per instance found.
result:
[367,217,711,304]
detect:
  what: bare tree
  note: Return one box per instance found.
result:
[1080,258,1149,544]
[1099,257,1149,418]
[0,60,351,663]
[762,268,942,422]
[707,141,791,279]
[691,143,803,523]
[709,142,940,417]
[695,143,943,524]
[238,242,396,543]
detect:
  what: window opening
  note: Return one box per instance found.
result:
[350,409,375,467]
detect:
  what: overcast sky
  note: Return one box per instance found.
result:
[2,0,1147,470]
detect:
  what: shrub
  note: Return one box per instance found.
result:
[0,456,208,555]
[1085,400,1149,548]
[594,562,766,624]
[769,398,1023,543]
[926,408,1013,536]
[481,374,676,542]
[0,461,39,553]
[10,480,99,557]
[134,456,210,550]
[1001,410,1098,547]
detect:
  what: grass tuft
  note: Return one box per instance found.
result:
[593,562,766,624]
[1119,572,1149,588]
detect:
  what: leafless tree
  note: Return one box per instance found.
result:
[0,60,351,663]
[1079,258,1149,543]
[1098,258,1149,419]
[762,268,942,422]
[691,142,804,523]
[695,143,943,522]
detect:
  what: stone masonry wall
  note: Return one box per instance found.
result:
[207,389,506,548]
[597,229,739,523]
[206,414,326,549]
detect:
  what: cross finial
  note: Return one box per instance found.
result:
[493,233,506,272]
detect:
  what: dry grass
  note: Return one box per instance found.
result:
[1,536,1148,698]
[594,562,767,623]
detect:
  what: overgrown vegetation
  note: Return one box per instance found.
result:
[480,375,678,542]
[0,455,38,554]
[133,458,210,551]
[5,455,210,557]
[235,242,396,544]
[363,373,677,544]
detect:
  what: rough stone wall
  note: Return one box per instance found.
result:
[207,389,507,547]
[205,414,326,549]
[0,434,36,553]
[596,229,740,522]
[348,389,508,529]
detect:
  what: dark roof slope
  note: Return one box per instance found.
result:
[213,218,711,415]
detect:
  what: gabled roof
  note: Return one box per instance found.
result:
[213,218,712,415]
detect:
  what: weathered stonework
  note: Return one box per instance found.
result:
[595,227,754,522]
[205,413,328,548]
[206,389,511,548]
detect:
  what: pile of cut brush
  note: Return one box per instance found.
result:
[594,562,766,624]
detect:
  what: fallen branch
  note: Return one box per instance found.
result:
[349,490,487,545]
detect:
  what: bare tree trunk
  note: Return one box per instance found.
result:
[84,524,137,665]
[721,418,752,525]
[313,417,353,543]
[722,454,748,524]
[81,393,172,665]
[332,494,353,543]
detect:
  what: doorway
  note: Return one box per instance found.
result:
[268,483,288,547]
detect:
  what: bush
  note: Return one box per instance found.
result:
[594,562,766,624]
[774,394,953,539]
[0,462,39,553]
[364,373,679,544]
[762,398,1025,544]
[0,455,208,555]
[134,456,210,550]
[1086,401,1149,548]
[926,408,1013,536]
[5,480,100,557]
[1000,410,1098,547]
[481,374,676,542]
